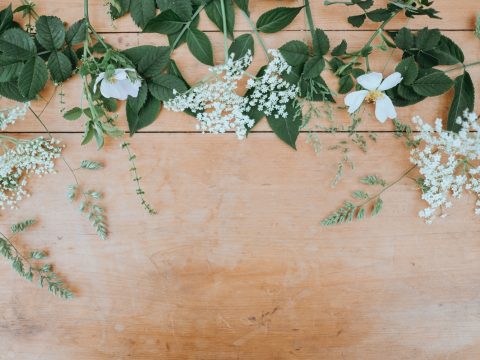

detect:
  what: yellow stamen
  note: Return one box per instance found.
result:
[365,90,384,103]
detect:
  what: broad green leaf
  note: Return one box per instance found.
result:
[143,10,186,34]
[331,40,347,56]
[35,16,65,50]
[156,0,192,20]
[137,46,170,78]
[427,35,465,65]
[110,0,131,19]
[302,56,325,79]
[65,19,87,45]
[0,81,29,102]
[314,28,329,56]
[126,85,160,134]
[0,57,23,82]
[395,27,413,50]
[266,100,302,149]
[395,56,418,85]
[298,76,335,102]
[129,0,156,29]
[123,45,157,64]
[18,56,48,100]
[63,107,83,121]
[205,0,235,39]
[279,40,309,66]
[48,51,73,83]
[338,75,354,94]
[149,74,188,101]
[448,72,474,133]
[256,6,303,33]
[234,0,249,15]
[366,9,392,22]
[186,28,214,65]
[412,71,453,97]
[228,33,254,61]
[415,27,441,51]
[0,4,14,34]
[348,14,366,28]
[0,28,36,59]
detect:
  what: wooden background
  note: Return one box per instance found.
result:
[2,1,480,359]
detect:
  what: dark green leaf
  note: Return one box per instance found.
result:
[130,46,170,78]
[366,9,392,22]
[48,51,73,83]
[205,0,235,39]
[18,56,48,100]
[228,33,254,61]
[395,56,418,85]
[415,27,441,51]
[0,4,14,34]
[331,40,347,56]
[130,0,156,29]
[0,57,23,82]
[266,100,302,149]
[448,71,474,132]
[314,28,329,56]
[338,75,354,94]
[302,56,325,79]
[157,0,192,21]
[279,40,309,66]
[186,28,214,65]
[143,10,186,34]
[149,74,188,101]
[35,16,65,51]
[65,19,87,45]
[256,6,303,33]
[412,71,453,97]
[110,0,131,19]
[0,81,29,102]
[0,28,36,59]
[395,27,413,50]
[234,0,249,15]
[427,35,465,65]
[348,14,366,28]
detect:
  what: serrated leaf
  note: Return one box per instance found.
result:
[366,9,392,22]
[205,0,235,39]
[110,0,131,19]
[65,19,87,45]
[0,28,36,59]
[266,100,302,150]
[0,81,28,102]
[416,27,441,51]
[35,16,65,51]
[395,56,418,85]
[302,56,325,79]
[80,160,104,170]
[412,71,453,97]
[136,46,170,78]
[331,40,347,56]
[186,28,214,65]
[228,33,254,62]
[48,51,72,83]
[0,56,23,82]
[130,0,156,29]
[256,6,303,33]
[395,27,413,50]
[279,40,309,66]
[143,9,186,34]
[314,28,329,56]
[448,72,474,133]
[348,14,366,28]
[18,56,48,100]
[149,74,188,101]
[427,35,465,65]
[157,0,192,21]
[63,107,83,121]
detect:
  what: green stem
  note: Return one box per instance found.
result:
[240,10,270,61]
[444,60,480,74]
[304,0,318,51]
[170,4,206,53]
[83,0,109,50]
[220,0,229,62]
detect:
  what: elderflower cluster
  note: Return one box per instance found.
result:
[246,49,298,119]
[0,137,63,210]
[0,100,30,130]
[410,111,480,223]
[165,51,254,139]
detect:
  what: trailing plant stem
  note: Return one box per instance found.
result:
[304,0,317,49]
[220,0,229,62]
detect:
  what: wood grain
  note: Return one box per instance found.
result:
[2,1,480,359]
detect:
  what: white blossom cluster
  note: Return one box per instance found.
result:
[0,137,63,209]
[410,111,480,223]
[165,51,255,139]
[0,101,30,130]
[246,49,298,119]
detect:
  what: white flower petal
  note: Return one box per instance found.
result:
[94,72,105,93]
[375,94,397,123]
[357,72,383,91]
[117,79,141,99]
[344,90,368,114]
[100,79,124,99]
[113,69,128,81]
[378,72,403,91]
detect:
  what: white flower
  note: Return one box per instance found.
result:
[0,98,29,130]
[94,68,141,101]
[344,72,402,123]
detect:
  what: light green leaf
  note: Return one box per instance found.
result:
[63,107,83,121]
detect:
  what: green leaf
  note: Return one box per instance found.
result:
[149,74,188,101]
[63,107,83,121]
[0,81,28,101]
[35,16,65,51]
[0,57,23,82]
[266,100,302,149]
[143,9,186,34]
[302,56,325,79]
[66,19,87,45]
[137,46,170,78]
[130,0,156,29]
[110,0,131,19]
[366,9,392,22]
[395,27,413,50]
[234,0,249,15]
[415,27,441,51]
[338,75,354,94]
[157,0,192,21]
[205,0,235,39]
[0,4,14,34]
[186,28,214,65]
[395,56,418,86]
[412,71,453,97]
[331,40,347,56]
[127,85,161,134]
[228,33,254,61]
[48,51,73,83]
[427,35,465,65]
[18,56,48,100]
[348,14,366,28]
[447,71,474,133]
[0,28,36,60]
[256,6,303,33]
[80,160,104,170]
[314,28,329,56]
[279,40,309,66]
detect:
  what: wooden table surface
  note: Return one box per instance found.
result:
[2,1,480,359]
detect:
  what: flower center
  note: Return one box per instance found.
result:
[106,76,118,84]
[365,90,384,103]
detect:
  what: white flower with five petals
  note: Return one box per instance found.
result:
[344,72,403,123]
[94,68,141,101]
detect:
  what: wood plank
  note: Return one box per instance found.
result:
[1,133,480,359]
[15,0,478,32]
[12,31,480,133]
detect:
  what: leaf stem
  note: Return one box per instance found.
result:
[304,0,318,51]
[444,60,480,74]
[170,4,206,53]
[220,0,229,63]
[240,10,270,61]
